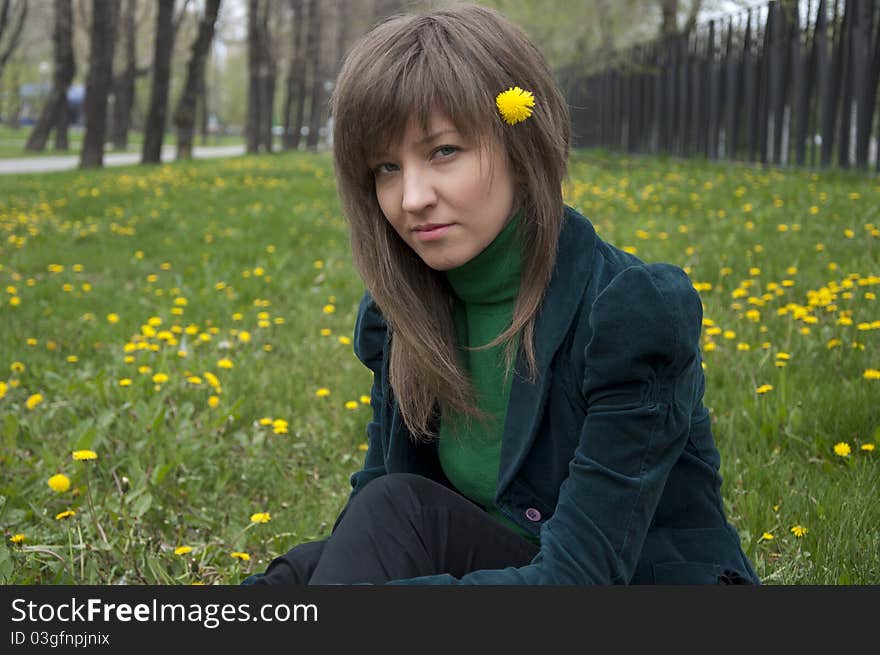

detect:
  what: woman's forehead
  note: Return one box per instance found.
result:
[365,109,486,159]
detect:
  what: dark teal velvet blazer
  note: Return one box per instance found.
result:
[348,205,759,585]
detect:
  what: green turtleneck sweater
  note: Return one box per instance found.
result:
[441,210,537,543]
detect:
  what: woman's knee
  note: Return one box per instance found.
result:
[347,473,441,518]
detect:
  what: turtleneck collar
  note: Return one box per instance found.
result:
[444,209,524,305]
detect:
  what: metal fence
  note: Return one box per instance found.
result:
[560,0,880,172]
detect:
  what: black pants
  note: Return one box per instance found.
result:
[250,473,540,585]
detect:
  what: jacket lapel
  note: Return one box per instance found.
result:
[496,207,597,495]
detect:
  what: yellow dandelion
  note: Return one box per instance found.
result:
[358,443,369,451]
[323,304,335,314]
[238,331,252,343]
[359,395,371,404]
[760,532,774,541]
[338,336,352,345]
[345,401,359,410]
[272,419,288,434]
[231,552,251,561]
[11,361,25,373]
[174,546,193,556]
[861,444,875,452]
[208,395,220,408]
[107,313,120,324]
[72,450,97,461]
[119,378,132,387]
[48,473,71,493]
[864,369,880,380]
[9,533,25,544]
[756,384,774,394]
[316,388,330,398]
[217,358,233,369]
[55,510,76,521]
[833,442,851,457]
[259,417,273,426]
[496,86,535,125]
[790,525,808,538]
[152,372,169,384]
[26,393,44,410]
[204,371,221,389]
[250,512,271,524]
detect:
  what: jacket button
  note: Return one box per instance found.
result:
[525,508,541,522]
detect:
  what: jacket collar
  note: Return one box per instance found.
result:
[496,206,597,494]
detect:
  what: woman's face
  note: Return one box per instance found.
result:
[370,111,516,271]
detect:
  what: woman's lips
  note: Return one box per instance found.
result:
[413,224,454,242]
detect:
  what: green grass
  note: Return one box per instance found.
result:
[0,124,244,158]
[0,149,878,584]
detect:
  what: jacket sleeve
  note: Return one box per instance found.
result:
[344,291,390,506]
[388,263,704,584]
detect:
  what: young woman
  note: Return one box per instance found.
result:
[247,3,759,585]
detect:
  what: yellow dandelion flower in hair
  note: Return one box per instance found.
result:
[496,86,535,125]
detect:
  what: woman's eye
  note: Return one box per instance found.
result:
[435,145,458,158]
[374,162,398,174]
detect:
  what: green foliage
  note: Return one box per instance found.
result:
[0,149,877,584]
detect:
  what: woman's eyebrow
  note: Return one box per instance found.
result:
[416,128,458,145]
[368,128,460,165]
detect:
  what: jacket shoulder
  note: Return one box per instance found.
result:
[353,291,387,373]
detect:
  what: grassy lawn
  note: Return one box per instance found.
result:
[0,125,244,158]
[0,150,877,584]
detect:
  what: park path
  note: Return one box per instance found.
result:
[0,144,246,175]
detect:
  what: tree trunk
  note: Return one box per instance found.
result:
[659,0,678,39]
[246,0,261,153]
[80,0,118,168]
[305,0,323,151]
[111,0,138,151]
[281,0,300,149]
[25,0,75,152]
[198,71,209,145]
[0,0,28,82]
[290,0,311,150]
[174,0,221,160]
[142,0,175,164]
[259,1,276,152]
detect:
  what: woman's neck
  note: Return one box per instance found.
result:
[444,209,524,304]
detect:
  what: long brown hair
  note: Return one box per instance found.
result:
[331,2,570,441]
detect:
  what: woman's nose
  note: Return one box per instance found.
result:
[400,168,437,213]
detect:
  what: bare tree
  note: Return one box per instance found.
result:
[282,0,308,150]
[245,0,277,153]
[304,0,323,151]
[246,0,261,152]
[173,0,221,159]
[141,0,175,163]
[258,1,277,152]
[658,0,703,39]
[25,0,75,152]
[80,0,118,168]
[0,0,28,83]
[111,0,150,151]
